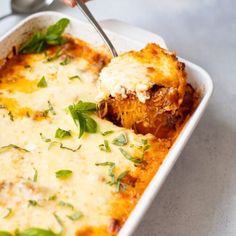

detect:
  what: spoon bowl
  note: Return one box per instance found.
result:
[0,0,55,20]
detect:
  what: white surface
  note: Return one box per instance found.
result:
[0,1,235,236]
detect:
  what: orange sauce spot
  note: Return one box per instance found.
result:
[76,226,110,236]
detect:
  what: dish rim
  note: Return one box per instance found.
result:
[0,11,213,236]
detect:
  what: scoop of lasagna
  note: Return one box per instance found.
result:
[97,44,195,138]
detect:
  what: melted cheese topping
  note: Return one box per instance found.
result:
[97,43,186,103]
[0,38,176,235]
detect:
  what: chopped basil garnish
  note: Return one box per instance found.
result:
[33,168,38,182]
[58,201,74,210]
[119,148,143,164]
[48,195,57,201]
[46,48,63,62]
[60,57,70,65]
[55,170,73,179]
[59,143,81,152]
[0,144,29,153]
[3,208,12,219]
[67,211,83,221]
[48,101,56,115]
[53,213,63,234]
[99,140,111,152]
[96,162,115,184]
[28,200,38,207]
[115,170,129,192]
[40,133,51,143]
[8,111,14,121]
[19,18,70,54]
[95,162,129,192]
[101,130,114,136]
[55,128,71,139]
[37,76,47,88]
[112,133,128,146]
[69,75,81,80]
[68,101,97,138]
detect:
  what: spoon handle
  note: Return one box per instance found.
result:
[0,13,13,21]
[76,0,118,57]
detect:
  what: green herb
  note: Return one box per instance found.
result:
[8,111,14,121]
[69,75,81,80]
[112,133,128,146]
[28,200,38,207]
[48,101,56,115]
[60,57,70,65]
[67,211,83,221]
[48,195,57,201]
[0,231,12,236]
[19,18,70,54]
[99,140,111,152]
[46,48,63,62]
[40,133,51,143]
[55,128,71,139]
[101,130,114,136]
[68,101,97,138]
[58,201,74,210]
[37,76,47,88]
[59,143,81,152]
[55,170,73,179]
[53,213,63,234]
[15,228,59,236]
[115,170,129,192]
[33,168,38,182]
[119,148,143,164]
[0,144,29,153]
[3,208,12,219]
[95,162,116,185]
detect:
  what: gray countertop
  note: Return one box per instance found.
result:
[0,0,235,235]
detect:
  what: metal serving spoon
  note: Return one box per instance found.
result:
[76,0,118,57]
[0,0,55,21]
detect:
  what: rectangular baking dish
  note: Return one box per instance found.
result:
[0,11,213,236]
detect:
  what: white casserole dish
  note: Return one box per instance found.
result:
[0,11,213,236]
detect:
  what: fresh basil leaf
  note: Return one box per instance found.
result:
[48,195,57,201]
[119,148,143,164]
[19,32,46,54]
[95,162,115,185]
[67,211,83,221]
[15,227,59,236]
[0,231,12,236]
[0,144,29,153]
[99,140,111,152]
[46,48,63,62]
[37,76,47,88]
[112,133,128,146]
[46,18,69,45]
[55,128,71,139]
[73,101,97,113]
[68,102,97,138]
[83,114,97,133]
[55,170,73,179]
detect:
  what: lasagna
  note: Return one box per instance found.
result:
[0,19,197,236]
